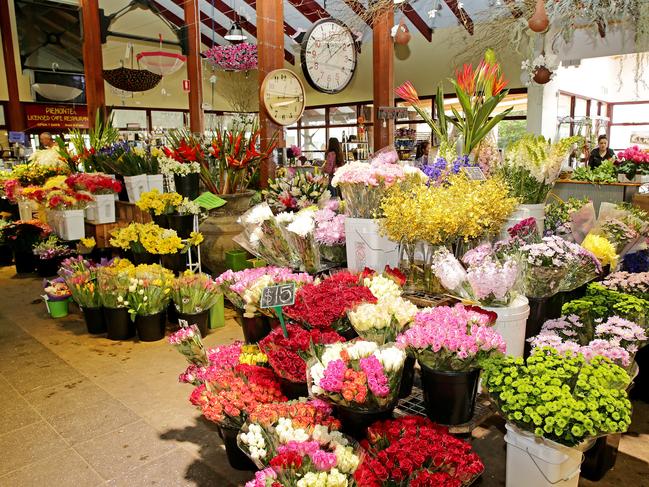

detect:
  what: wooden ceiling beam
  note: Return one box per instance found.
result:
[149,0,217,47]
[343,0,371,27]
[285,0,328,23]
[401,4,432,41]
[443,0,474,34]
[503,0,524,18]
[240,0,297,37]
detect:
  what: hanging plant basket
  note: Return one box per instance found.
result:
[103,67,162,92]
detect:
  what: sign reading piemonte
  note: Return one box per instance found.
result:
[24,104,89,130]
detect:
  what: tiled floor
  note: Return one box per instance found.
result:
[0,266,648,486]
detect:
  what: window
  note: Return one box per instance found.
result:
[612,103,649,124]
[610,125,649,150]
[329,106,357,125]
[111,109,148,130]
[151,111,185,130]
[301,127,326,154]
[302,108,326,127]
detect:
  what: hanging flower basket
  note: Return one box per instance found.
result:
[202,43,258,71]
[103,67,162,92]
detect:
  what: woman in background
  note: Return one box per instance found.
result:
[324,137,344,196]
[414,140,430,168]
[588,134,616,168]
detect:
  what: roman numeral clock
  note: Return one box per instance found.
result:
[300,19,358,94]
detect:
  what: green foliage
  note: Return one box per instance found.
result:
[482,349,632,446]
[544,197,590,235]
[572,160,618,183]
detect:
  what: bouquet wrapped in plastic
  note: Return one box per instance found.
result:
[308,341,406,411]
[544,197,595,243]
[348,296,418,345]
[285,208,321,274]
[168,325,208,366]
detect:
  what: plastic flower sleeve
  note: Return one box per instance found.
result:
[569,200,596,244]
[306,341,406,411]
[347,297,417,345]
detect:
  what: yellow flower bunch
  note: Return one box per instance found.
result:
[186,231,204,247]
[110,223,184,255]
[239,344,268,366]
[581,234,618,268]
[380,174,517,245]
[43,175,68,190]
[136,189,183,215]
[80,237,96,249]
[128,263,173,315]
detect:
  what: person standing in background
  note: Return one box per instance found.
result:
[588,134,616,168]
[324,137,344,196]
[414,140,430,168]
[38,132,56,149]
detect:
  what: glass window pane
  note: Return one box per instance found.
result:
[302,108,326,126]
[613,103,649,124]
[151,111,185,130]
[574,98,587,117]
[301,127,326,153]
[360,104,373,123]
[495,119,528,150]
[610,125,649,150]
[111,109,148,130]
[396,99,431,121]
[329,106,357,125]
[557,95,572,119]
[285,129,299,147]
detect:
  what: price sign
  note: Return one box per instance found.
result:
[462,166,486,181]
[260,283,296,338]
[261,283,296,309]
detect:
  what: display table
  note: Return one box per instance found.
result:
[552,180,640,208]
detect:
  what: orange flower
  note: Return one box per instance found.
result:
[395,81,421,106]
[455,64,476,95]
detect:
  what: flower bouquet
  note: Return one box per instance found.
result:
[601,271,649,300]
[348,296,418,345]
[62,266,102,309]
[285,208,321,274]
[238,399,345,467]
[263,169,331,213]
[432,246,520,307]
[110,222,185,258]
[308,340,406,437]
[517,236,575,298]
[65,173,122,195]
[190,364,286,470]
[544,197,595,243]
[96,258,135,309]
[236,203,298,268]
[284,271,376,336]
[498,135,582,204]
[529,315,646,369]
[482,348,633,447]
[171,271,221,335]
[137,190,200,237]
[126,263,173,317]
[616,145,649,181]
[244,435,360,487]
[168,325,209,366]
[44,278,71,301]
[314,200,346,264]
[32,235,74,276]
[397,304,505,424]
[354,416,485,487]
[259,324,345,398]
[332,149,424,218]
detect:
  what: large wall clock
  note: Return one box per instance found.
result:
[300,18,358,94]
[260,68,306,126]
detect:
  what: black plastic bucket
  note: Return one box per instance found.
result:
[419,362,480,425]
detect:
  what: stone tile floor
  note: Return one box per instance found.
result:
[0,266,647,486]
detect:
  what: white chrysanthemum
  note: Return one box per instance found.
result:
[245,204,274,225]
[29,147,66,167]
[275,211,296,225]
[249,227,263,247]
[287,211,316,237]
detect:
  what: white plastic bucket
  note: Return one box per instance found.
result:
[124,174,149,203]
[505,423,583,487]
[50,209,85,240]
[344,217,399,273]
[85,194,116,224]
[147,174,165,193]
[482,295,530,357]
[501,204,545,240]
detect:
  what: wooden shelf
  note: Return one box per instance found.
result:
[556,179,641,187]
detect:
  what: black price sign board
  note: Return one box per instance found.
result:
[261,283,296,309]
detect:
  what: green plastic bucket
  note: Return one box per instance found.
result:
[209,294,225,329]
[44,296,69,318]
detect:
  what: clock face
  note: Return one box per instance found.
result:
[301,19,357,94]
[261,69,306,126]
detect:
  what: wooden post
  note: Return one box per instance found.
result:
[183,0,204,134]
[372,7,394,151]
[80,0,106,123]
[257,0,284,188]
[0,0,25,132]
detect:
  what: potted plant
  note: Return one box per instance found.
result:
[59,255,106,334]
[397,304,506,425]
[258,324,345,400]
[65,173,122,224]
[43,278,71,318]
[354,416,485,486]
[189,364,286,470]
[171,272,221,337]
[482,349,633,487]
[44,188,93,240]
[3,219,51,273]
[126,263,173,341]
[32,235,74,277]
[137,190,201,238]
[97,258,137,340]
[496,134,583,237]
[161,134,203,200]
[308,340,407,439]
[199,120,278,273]
[314,200,346,264]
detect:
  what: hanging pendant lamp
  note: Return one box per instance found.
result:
[225,21,247,42]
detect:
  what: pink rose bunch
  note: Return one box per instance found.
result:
[203,42,258,71]
[617,146,649,164]
[314,203,346,246]
[360,355,390,397]
[332,159,406,187]
[397,304,506,371]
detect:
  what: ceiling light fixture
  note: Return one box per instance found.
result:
[225,20,247,42]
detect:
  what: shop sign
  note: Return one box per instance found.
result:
[24,104,89,129]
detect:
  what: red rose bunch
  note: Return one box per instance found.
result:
[65,173,122,195]
[354,416,484,487]
[189,364,285,429]
[259,324,345,383]
[284,272,376,333]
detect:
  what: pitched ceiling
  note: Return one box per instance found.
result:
[149,0,495,64]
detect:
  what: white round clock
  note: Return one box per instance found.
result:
[301,19,357,94]
[260,68,306,126]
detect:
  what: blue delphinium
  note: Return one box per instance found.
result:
[623,251,649,273]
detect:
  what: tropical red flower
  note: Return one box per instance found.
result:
[394,81,421,106]
[455,64,476,95]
